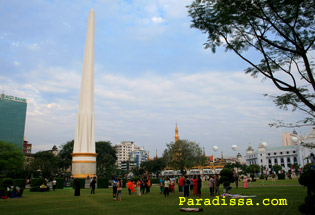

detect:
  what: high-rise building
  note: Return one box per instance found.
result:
[114,141,147,169]
[0,93,27,149]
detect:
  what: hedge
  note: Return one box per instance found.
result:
[13,179,26,189]
[0,178,13,190]
[97,178,109,188]
[30,178,45,188]
[73,179,85,189]
[277,173,285,180]
[55,178,64,189]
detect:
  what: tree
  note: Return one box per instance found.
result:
[141,158,166,178]
[219,168,235,190]
[0,141,24,177]
[31,151,59,178]
[96,141,117,178]
[273,164,283,174]
[188,0,315,127]
[163,139,205,175]
[245,164,260,177]
[298,163,315,214]
[58,140,74,172]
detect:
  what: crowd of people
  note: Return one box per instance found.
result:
[72,174,253,200]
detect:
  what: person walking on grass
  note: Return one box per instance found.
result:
[243,176,248,189]
[74,178,80,196]
[214,174,220,195]
[112,176,118,200]
[164,177,170,197]
[90,177,96,194]
[197,175,202,198]
[184,175,190,197]
[116,179,123,201]
[137,179,141,196]
[192,175,198,196]
[208,176,214,196]
[160,176,165,194]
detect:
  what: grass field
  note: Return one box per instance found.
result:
[0,179,306,215]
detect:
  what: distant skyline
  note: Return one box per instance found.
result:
[0,0,312,158]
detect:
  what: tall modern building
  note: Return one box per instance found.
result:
[0,93,27,149]
[115,141,147,169]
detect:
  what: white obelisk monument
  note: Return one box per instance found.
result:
[72,9,97,178]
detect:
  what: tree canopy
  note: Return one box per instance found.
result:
[0,141,24,177]
[188,0,315,127]
[163,139,205,175]
[96,141,117,177]
[141,158,166,178]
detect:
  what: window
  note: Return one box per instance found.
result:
[268,153,270,156]
[287,151,290,154]
[287,158,291,163]
[261,159,263,163]
[281,158,284,163]
[280,152,283,154]
[268,159,271,164]
[274,152,277,155]
[293,151,296,153]
[274,159,278,163]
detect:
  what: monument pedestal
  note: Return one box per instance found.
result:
[72,153,97,178]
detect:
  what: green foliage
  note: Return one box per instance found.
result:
[96,141,117,178]
[131,167,145,177]
[245,164,260,175]
[57,140,73,171]
[31,151,59,178]
[219,168,235,188]
[141,158,166,177]
[0,141,24,177]
[188,0,315,126]
[277,173,285,180]
[97,178,109,188]
[273,164,282,174]
[259,174,265,180]
[163,139,204,175]
[13,179,26,188]
[30,178,45,192]
[299,163,315,213]
[30,178,45,188]
[1,177,13,189]
[56,178,64,189]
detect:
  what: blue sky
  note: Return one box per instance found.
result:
[0,0,311,158]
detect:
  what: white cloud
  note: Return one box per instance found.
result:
[151,16,164,24]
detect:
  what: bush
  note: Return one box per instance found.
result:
[122,179,127,188]
[30,187,39,192]
[73,179,85,189]
[219,168,235,188]
[97,178,109,188]
[30,178,45,188]
[1,178,13,189]
[13,179,26,188]
[150,178,159,184]
[259,174,265,180]
[277,173,285,180]
[56,178,64,189]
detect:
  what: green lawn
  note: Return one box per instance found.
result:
[0,179,306,215]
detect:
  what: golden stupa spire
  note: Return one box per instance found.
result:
[147,151,150,160]
[155,149,158,159]
[203,147,206,156]
[175,123,179,142]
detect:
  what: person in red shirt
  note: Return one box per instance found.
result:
[178,176,185,195]
[192,175,198,196]
[131,180,135,194]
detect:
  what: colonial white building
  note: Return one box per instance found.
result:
[245,128,315,173]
